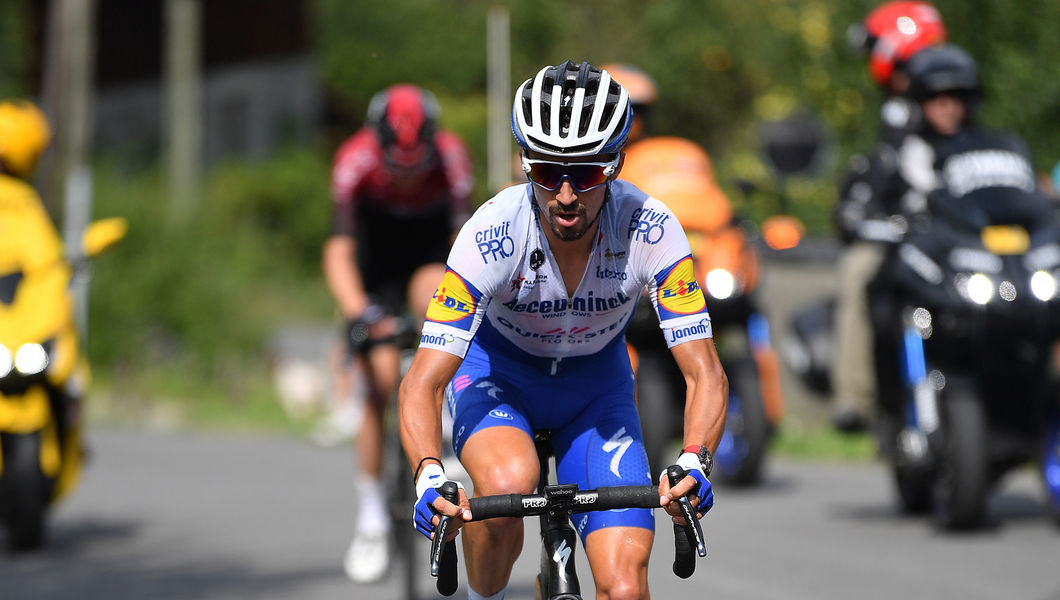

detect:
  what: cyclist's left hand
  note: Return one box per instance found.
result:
[658,455,714,524]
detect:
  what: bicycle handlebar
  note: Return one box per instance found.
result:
[465,484,663,520]
[428,467,706,596]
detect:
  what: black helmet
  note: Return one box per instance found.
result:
[905,44,980,101]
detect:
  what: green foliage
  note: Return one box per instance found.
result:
[87,148,334,401]
[0,0,32,99]
[311,0,1060,233]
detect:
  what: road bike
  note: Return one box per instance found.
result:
[427,431,706,600]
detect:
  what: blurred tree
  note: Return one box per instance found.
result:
[0,0,33,99]
[311,0,1059,199]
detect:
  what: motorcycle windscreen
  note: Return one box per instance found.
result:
[0,270,22,305]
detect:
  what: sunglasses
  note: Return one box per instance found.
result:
[521,154,620,192]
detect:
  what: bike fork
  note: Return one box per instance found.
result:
[898,324,939,462]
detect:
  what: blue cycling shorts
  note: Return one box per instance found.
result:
[446,334,655,541]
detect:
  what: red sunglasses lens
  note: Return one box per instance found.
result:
[527,163,609,191]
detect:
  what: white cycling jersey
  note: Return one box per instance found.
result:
[420,179,712,361]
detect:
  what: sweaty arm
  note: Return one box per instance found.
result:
[326,129,382,320]
[657,337,727,519]
[672,338,728,453]
[399,347,471,530]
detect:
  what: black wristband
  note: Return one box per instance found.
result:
[414,456,444,481]
[680,444,714,477]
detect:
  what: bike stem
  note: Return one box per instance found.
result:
[535,432,582,599]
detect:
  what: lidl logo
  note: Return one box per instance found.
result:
[657,256,706,316]
[426,269,478,329]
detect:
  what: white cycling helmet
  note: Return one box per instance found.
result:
[512,60,633,157]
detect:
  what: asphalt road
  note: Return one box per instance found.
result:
[2,426,1059,600]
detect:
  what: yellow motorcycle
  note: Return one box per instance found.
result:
[0,217,126,550]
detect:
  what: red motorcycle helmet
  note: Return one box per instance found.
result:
[365,84,441,171]
[851,1,948,88]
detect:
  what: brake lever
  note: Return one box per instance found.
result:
[430,481,460,596]
[666,465,707,579]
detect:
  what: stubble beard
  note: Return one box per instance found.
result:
[548,203,590,242]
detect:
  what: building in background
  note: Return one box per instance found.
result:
[22,0,322,173]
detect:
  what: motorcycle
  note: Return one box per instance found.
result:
[0,217,126,549]
[787,188,1060,529]
[621,137,785,486]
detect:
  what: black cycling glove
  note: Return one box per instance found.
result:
[345,305,386,357]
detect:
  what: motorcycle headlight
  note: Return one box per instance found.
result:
[966,273,994,305]
[0,344,11,377]
[14,343,49,375]
[1031,270,1057,302]
[705,269,737,300]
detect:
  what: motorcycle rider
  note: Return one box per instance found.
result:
[892,45,1046,235]
[324,84,473,582]
[0,97,61,324]
[605,64,784,477]
[831,1,948,432]
[0,99,63,306]
[866,44,1052,419]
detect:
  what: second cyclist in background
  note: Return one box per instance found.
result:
[324,83,473,583]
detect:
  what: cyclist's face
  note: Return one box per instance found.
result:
[527,151,622,243]
[921,93,966,136]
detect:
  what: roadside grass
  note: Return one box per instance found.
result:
[88,361,879,464]
[772,421,877,462]
[88,363,316,439]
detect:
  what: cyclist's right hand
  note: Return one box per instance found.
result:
[414,463,470,540]
[344,305,386,356]
[659,453,714,524]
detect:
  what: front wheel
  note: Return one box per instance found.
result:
[1041,415,1060,528]
[715,358,770,486]
[933,384,989,530]
[893,464,934,515]
[383,415,418,598]
[879,412,934,515]
[1,432,49,551]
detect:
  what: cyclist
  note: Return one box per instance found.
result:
[400,61,727,600]
[831,1,947,432]
[324,83,473,582]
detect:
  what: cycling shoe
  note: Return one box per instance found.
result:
[343,530,390,583]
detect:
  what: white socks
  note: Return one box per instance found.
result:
[468,586,506,600]
[355,476,390,535]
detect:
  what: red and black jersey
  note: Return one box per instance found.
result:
[330,127,473,236]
